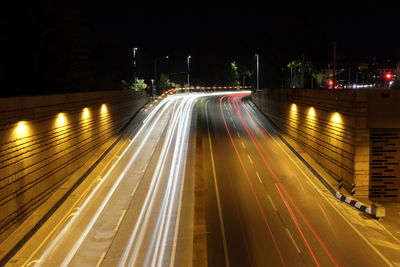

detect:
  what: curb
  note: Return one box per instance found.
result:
[278,129,376,216]
[248,99,385,219]
[335,192,370,214]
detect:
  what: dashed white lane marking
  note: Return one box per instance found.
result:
[256,112,394,267]
[267,194,277,212]
[206,101,230,267]
[131,181,139,197]
[114,209,126,231]
[286,228,301,254]
[95,252,106,267]
[247,154,253,164]
[27,260,40,267]
[241,141,246,149]
[236,132,241,138]
[256,171,262,184]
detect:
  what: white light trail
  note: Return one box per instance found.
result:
[30,91,248,267]
[33,97,176,267]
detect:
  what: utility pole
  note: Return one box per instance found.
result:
[348,64,351,87]
[133,47,138,82]
[333,42,337,88]
[187,55,191,88]
[151,79,155,99]
[255,53,259,91]
[290,66,293,88]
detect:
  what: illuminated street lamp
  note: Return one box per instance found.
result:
[187,55,191,89]
[133,47,138,82]
[151,79,155,98]
[255,53,259,91]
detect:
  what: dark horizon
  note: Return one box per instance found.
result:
[2,5,399,95]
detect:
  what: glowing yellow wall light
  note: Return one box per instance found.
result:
[308,107,316,117]
[15,121,29,139]
[289,103,299,132]
[331,112,342,124]
[56,113,67,127]
[290,103,298,112]
[101,104,108,115]
[82,107,90,120]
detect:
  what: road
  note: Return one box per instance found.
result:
[5,90,400,267]
[200,92,400,267]
[7,92,236,267]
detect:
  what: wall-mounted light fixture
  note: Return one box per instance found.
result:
[15,121,29,139]
[82,107,90,120]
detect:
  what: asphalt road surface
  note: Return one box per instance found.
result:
[6,91,400,267]
[7,92,235,267]
[200,92,400,267]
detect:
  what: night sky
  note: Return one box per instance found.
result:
[1,5,399,96]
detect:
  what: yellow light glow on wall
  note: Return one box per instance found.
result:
[56,113,67,127]
[101,104,108,115]
[289,103,299,136]
[308,107,316,117]
[331,112,342,124]
[82,107,90,120]
[306,107,317,131]
[14,121,30,139]
[328,112,344,147]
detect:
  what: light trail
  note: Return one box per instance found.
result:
[120,96,193,266]
[24,97,176,267]
[218,95,287,266]
[231,95,340,266]
[120,92,248,266]
[38,97,177,267]
[26,91,247,267]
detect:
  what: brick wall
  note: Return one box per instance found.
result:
[0,90,147,241]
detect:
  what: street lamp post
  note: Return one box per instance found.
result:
[133,47,138,82]
[255,53,259,91]
[290,66,293,88]
[151,79,155,99]
[154,55,169,95]
[187,55,191,89]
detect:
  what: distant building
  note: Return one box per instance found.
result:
[314,61,397,89]
[314,69,333,88]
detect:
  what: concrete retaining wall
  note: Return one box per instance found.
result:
[252,89,400,202]
[0,90,147,242]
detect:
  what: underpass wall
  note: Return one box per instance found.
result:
[252,89,400,202]
[0,90,147,242]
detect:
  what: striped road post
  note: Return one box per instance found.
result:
[338,178,343,192]
[351,183,356,196]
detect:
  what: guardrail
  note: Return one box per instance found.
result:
[174,86,252,90]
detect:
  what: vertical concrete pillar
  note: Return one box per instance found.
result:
[353,128,370,198]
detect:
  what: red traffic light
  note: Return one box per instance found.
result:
[385,73,393,80]
[327,79,334,86]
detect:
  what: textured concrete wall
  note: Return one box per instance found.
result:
[0,90,147,241]
[251,89,400,202]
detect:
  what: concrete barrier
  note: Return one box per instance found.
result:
[0,90,147,242]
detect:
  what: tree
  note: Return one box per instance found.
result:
[241,70,252,86]
[230,61,240,86]
[131,79,146,91]
[159,73,170,93]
